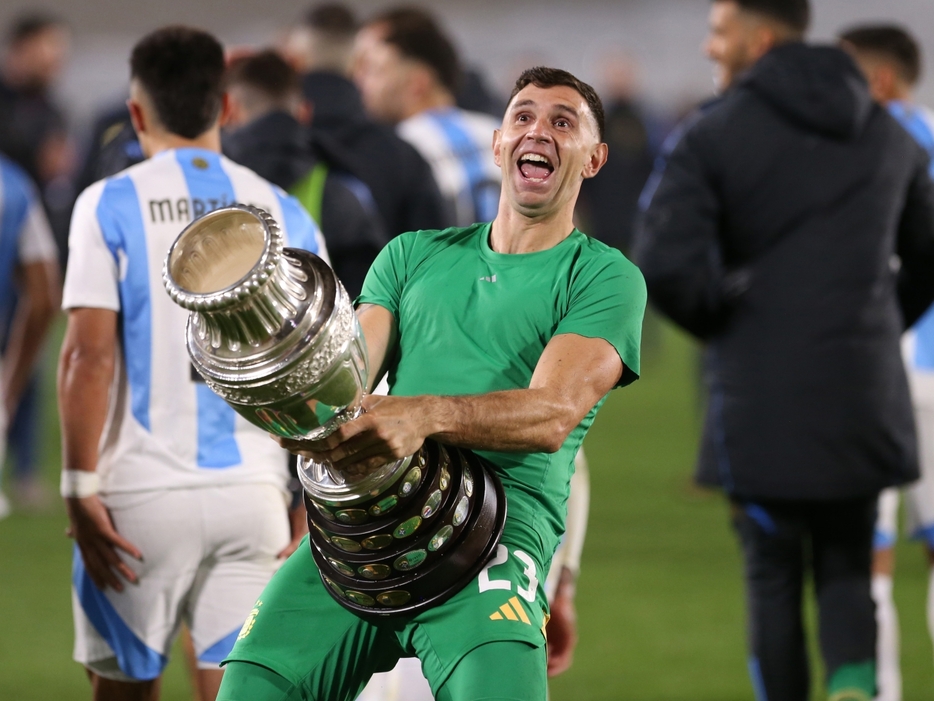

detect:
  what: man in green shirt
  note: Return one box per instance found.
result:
[218,66,646,701]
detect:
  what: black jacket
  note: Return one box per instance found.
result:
[224,111,386,297]
[634,43,934,500]
[302,71,450,236]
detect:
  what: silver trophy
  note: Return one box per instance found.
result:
[163,205,505,616]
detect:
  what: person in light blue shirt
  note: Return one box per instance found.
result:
[841,25,934,701]
[58,27,326,701]
[0,153,60,518]
[354,7,501,227]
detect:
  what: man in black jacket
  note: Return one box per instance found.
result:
[633,1,934,700]
[223,51,385,297]
[286,3,449,237]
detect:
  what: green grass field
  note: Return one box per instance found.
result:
[1,319,932,700]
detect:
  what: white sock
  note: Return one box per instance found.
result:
[872,573,901,701]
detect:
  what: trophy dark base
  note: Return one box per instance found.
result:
[305,441,507,618]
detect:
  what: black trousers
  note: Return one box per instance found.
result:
[730,496,878,701]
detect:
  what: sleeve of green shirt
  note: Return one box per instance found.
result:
[554,253,647,388]
[356,231,415,316]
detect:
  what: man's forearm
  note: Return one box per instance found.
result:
[2,261,60,414]
[3,299,57,415]
[294,334,622,472]
[419,388,581,454]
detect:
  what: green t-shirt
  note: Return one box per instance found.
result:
[357,222,646,567]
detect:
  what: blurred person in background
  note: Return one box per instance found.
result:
[577,54,659,255]
[351,11,591,696]
[634,1,934,700]
[455,67,505,119]
[224,49,385,296]
[58,26,322,701]
[0,11,74,511]
[0,153,60,519]
[0,12,75,258]
[354,7,501,226]
[74,103,143,198]
[839,25,934,701]
[283,3,448,237]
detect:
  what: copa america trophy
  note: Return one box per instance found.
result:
[162,204,506,617]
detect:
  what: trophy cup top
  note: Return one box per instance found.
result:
[164,204,282,313]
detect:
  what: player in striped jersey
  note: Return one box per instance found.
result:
[841,25,934,701]
[0,154,60,518]
[58,27,325,701]
[354,8,501,227]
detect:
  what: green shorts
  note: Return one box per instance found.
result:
[221,529,549,700]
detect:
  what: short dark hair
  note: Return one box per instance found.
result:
[718,0,810,34]
[839,25,922,86]
[225,50,300,102]
[130,26,226,140]
[304,3,358,36]
[8,12,64,46]
[509,66,606,142]
[370,7,460,95]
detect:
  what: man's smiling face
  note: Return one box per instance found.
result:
[493,83,607,218]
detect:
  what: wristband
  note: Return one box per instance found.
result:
[60,470,100,498]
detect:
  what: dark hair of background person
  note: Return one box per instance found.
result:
[226,50,301,102]
[304,3,358,36]
[130,26,226,140]
[509,66,606,142]
[7,12,64,46]
[717,0,810,34]
[369,7,461,95]
[839,25,922,86]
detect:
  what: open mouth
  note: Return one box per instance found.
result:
[517,153,554,182]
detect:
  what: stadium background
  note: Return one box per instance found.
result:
[1,1,933,699]
[1,0,934,129]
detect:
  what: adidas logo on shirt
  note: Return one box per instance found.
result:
[489,596,531,624]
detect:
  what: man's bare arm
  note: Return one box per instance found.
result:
[58,307,141,590]
[59,308,118,476]
[426,333,621,452]
[2,260,60,416]
[356,303,397,392]
[286,333,623,473]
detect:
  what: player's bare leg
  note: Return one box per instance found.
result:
[89,672,160,701]
[196,669,224,701]
[180,624,205,701]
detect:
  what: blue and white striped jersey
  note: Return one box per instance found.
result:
[890,102,934,373]
[397,107,501,226]
[63,147,325,494]
[0,154,58,342]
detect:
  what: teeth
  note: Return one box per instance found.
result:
[520,153,551,165]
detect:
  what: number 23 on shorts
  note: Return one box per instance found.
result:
[478,544,540,603]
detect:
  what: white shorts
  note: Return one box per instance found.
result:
[72,482,290,681]
[875,367,934,550]
[357,657,433,701]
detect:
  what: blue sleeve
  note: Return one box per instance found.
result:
[0,160,35,310]
[0,158,36,236]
